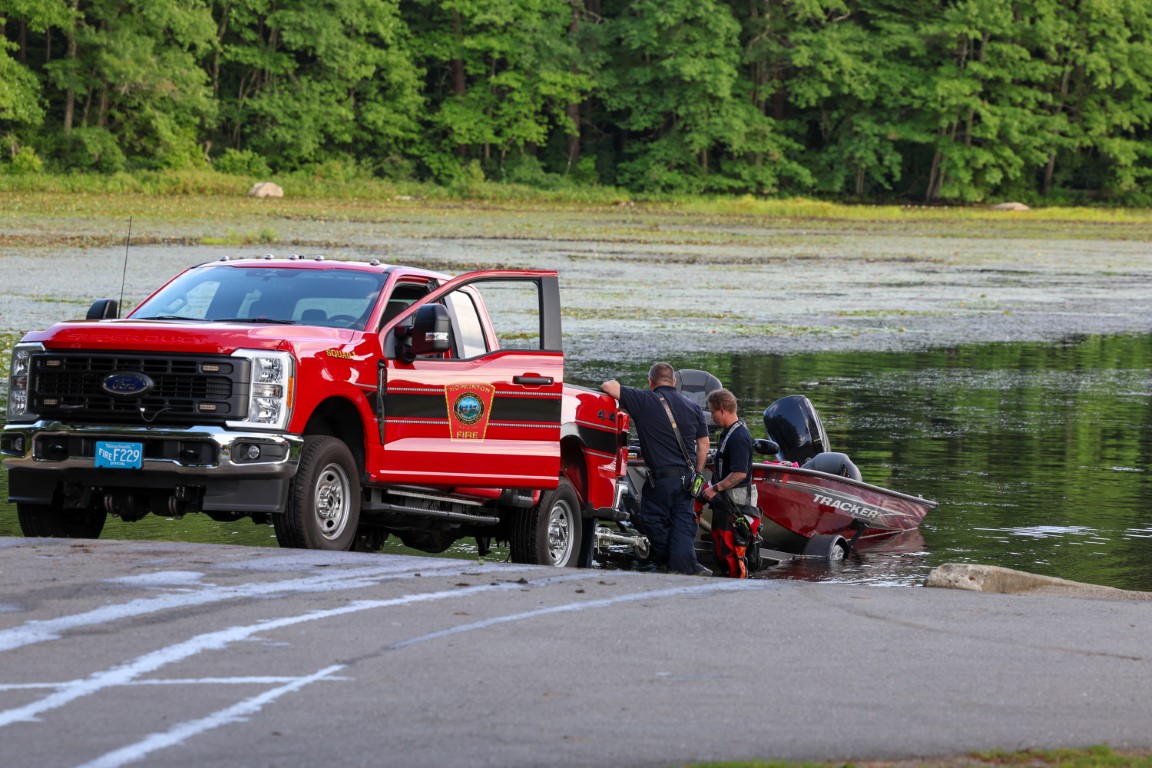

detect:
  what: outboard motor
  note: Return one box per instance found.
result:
[801,451,862,481]
[762,395,830,464]
[675,369,723,428]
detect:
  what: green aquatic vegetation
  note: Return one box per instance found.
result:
[23,295,90,305]
[689,745,1152,768]
[832,309,941,318]
[563,307,729,321]
[727,323,851,337]
[200,228,279,246]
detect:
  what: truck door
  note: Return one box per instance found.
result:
[376,271,564,490]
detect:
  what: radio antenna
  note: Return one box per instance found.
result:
[117,217,132,318]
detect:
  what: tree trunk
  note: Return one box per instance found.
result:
[212,2,232,97]
[565,8,582,171]
[1043,66,1073,198]
[96,87,108,128]
[63,0,80,135]
[1043,152,1057,196]
[566,102,581,171]
[452,11,466,158]
[452,11,466,97]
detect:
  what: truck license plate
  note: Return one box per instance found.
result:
[95,441,143,469]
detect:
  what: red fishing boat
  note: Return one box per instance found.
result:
[594,370,937,569]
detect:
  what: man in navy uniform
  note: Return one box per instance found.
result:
[603,363,710,575]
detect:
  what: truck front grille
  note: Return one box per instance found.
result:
[29,352,249,426]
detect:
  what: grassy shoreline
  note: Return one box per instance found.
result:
[4,172,1152,234]
[689,746,1152,768]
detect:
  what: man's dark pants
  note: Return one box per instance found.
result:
[639,476,698,574]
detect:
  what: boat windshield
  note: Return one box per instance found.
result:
[131,264,388,330]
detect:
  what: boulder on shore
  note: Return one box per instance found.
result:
[247,181,284,198]
[991,201,1029,211]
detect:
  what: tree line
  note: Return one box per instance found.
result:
[2,0,1151,203]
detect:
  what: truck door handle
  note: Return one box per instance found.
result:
[514,375,554,386]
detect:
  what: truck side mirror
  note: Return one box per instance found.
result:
[397,304,451,362]
[86,299,119,320]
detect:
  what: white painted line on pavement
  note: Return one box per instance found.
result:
[0,579,516,728]
[1,571,763,767]
[385,579,754,650]
[0,675,351,691]
[73,665,346,768]
[0,561,538,653]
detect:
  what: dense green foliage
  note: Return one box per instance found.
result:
[2,0,1151,202]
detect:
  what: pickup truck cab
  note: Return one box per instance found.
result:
[2,257,630,566]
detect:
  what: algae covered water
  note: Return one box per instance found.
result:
[2,333,1150,591]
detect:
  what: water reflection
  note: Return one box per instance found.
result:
[1,333,1150,590]
[576,332,1152,591]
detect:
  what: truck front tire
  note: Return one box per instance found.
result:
[511,477,582,567]
[17,503,106,539]
[274,436,360,551]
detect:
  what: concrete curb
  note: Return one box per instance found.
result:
[924,563,1152,600]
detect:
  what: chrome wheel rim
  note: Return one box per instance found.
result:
[547,499,576,565]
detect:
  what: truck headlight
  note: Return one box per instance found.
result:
[228,350,294,430]
[6,343,43,423]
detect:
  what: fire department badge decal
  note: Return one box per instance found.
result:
[453,393,484,425]
[444,382,495,440]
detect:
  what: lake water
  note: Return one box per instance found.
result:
[2,333,1150,591]
[596,332,1151,591]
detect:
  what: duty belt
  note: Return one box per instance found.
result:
[649,467,686,479]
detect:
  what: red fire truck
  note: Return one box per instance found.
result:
[2,258,629,567]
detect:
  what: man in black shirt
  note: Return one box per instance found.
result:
[602,363,710,575]
[702,388,757,578]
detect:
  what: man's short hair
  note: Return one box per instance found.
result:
[648,362,675,386]
[706,388,738,413]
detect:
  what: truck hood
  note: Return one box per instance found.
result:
[22,319,355,355]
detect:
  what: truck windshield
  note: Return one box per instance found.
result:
[132,264,388,330]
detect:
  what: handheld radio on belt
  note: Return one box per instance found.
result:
[657,394,704,497]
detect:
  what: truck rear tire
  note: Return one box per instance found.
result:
[511,478,582,567]
[17,503,106,539]
[274,435,360,550]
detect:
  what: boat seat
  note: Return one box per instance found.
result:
[801,452,862,482]
[675,369,723,428]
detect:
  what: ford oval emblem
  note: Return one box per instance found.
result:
[102,371,155,398]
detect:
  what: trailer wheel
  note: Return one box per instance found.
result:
[803,533,848,562]
[275,436,360,550]
[511,478,582,567]
[17,503,106,539]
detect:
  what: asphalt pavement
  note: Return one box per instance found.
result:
[2,537,1150,768]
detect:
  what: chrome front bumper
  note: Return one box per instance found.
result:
[1,420,302,479]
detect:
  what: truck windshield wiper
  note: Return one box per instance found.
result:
[133,315,207,322]
[215,317,298,325]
